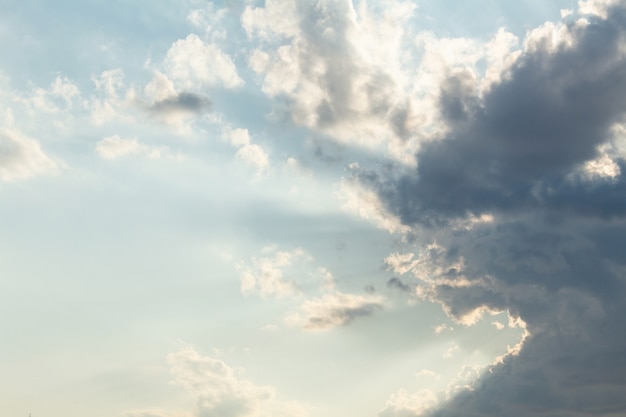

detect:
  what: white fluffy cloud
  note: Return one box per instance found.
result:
[237,246,306,298]
[88,69,137,126]
[168,348,273,417]
[0,125,59,182]
[223,128,270,176]
[578,0,626,18]
[242,0,527,168]
[379,389,439,417]
[164,34,243,90]
[235,144,269,174]
[26,75,80,114]
[244,0,420,159]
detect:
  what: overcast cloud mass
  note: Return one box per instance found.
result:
[2,1,626,417]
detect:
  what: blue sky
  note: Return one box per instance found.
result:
[2,1,626,417]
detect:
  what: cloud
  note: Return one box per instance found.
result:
[235,144,269,174]
[132,347,307,417]
[354,3,626,415]
[285,292,384,331]
[365,4,626,225]
[25,75,80,114]
[386,277,411,293]
[163,34,243,90]
[237,246,306,298]
[88,69,137,126]
[168,348,273,417]
[96,135,180,161]
[0,126,59,182]
[379,389,439,417]
[222,128,270,176]
[338,171,410,234]
[149,92,212,118]
[433,324,452,335]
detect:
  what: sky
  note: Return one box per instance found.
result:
[2,0,626,416]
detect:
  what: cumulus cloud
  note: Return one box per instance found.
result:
[236,246,306,298]
[285,292,384,331]
[242,0,530,168]
[25,75,80,114]
[223,128,270,176]
[131,347,307,417]
[235,144,269,174]
[0,126,59,182]
[168,348,274,417]
[243,0,423,160]
[354,2,626,415]
[380,389,440,417]
[163,34,243,90]
[88,68,137,125]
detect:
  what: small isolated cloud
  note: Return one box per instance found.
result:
[443,342,460,359]
[243,0,422,159]
[131,347,307,417]
[338,173,410,234]
[235,144,269,174]
[0,126,59,182]
[260,323,278,332]
[237,247,306,298]
[140,71,213,132]
[286,292,384,331]
[149,92,211,118]
[416,369,438,379]
[433,324,453,335]
[96,135,180,161]
[163,34,243,90]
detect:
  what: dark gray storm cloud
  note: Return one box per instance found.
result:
[148,92,211,117]
[361,4,626,416]
[419,216,626,417]
[365,5,626,226]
